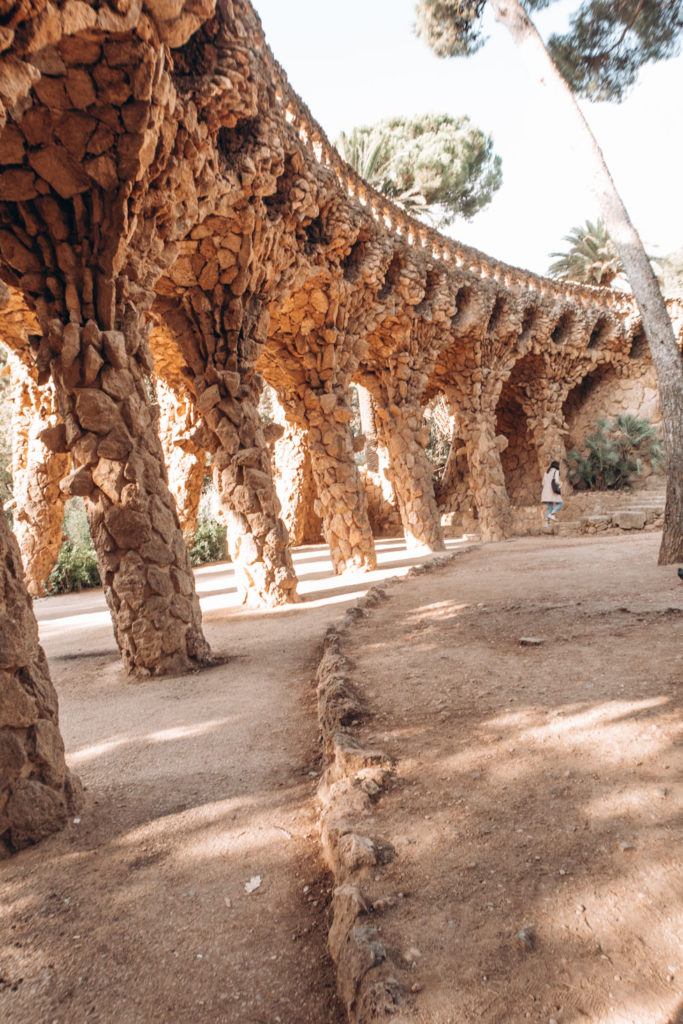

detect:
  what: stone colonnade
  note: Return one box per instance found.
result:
[0,0,644,849]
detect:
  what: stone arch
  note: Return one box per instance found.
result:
[563,357,662,453]
[586,315,612,352]
[550,310,576,349]
[341,230,371,284]
[486,294,511,336]
[377,253,404,302]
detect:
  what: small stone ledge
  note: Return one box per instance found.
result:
[314,552,459,1022]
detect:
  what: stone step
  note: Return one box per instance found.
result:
[545,520,582,536]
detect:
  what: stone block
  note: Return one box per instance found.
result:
[6,778,67,849]
[75,388,119,433]
[33,719,67,788]
[0,733,26,791]
[613,510,646,530]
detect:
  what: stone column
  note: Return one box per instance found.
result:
[46,317,212,676]
[263,267,384,576]
[458,412,513,542]
[156,302,299,608]
[446,384,513,543]
[5,345,69,596]
[270,401,322,546]
[373,398,445,551]
[435,426,470,513]
[155,377,206,540]
[209,386,299,607]
[303,389,376,572]
[517,382,570,486]
[270,374,376,573]
[357,384,379,472]
[0,510,82,854]
[0,17,214,675]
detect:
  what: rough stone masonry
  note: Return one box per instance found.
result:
[0,0,672,850]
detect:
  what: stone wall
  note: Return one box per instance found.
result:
[564,355,661,449]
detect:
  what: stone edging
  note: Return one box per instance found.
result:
[314,552,464,1023]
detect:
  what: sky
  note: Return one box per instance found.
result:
[253,0,683,277]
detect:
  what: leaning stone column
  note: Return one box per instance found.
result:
[155,377,207,540]
[279,385,376,573]
[270,396,322,546]
[446,385,513,543]
[373,398,445,551]
[0,511,83,854]
[46,317,212,676]
[208,385,299,607]
[517,382,570,486]
[457,411,513,542]
[6,345,69,596]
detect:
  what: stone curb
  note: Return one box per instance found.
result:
[314,552,467,1023]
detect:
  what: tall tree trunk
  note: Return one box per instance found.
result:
[490,0,683,564]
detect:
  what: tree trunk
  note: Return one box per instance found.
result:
[490,0,683,564]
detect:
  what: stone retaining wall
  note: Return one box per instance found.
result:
[314,555,460,1022]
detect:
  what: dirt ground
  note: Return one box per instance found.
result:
[340,532,682,1024]
[0,540,449,1024]
[0,531,681,1024]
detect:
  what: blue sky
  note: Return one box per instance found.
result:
[254,0,683,276]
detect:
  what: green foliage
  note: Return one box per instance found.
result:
[46,499,101,594]
[566,414,664,490]
[415,0,682,102]
[415,0,551,59]
[336,113,502,226]
[548,218,624,286]
[188,516,227,566]
[548,0,683,102]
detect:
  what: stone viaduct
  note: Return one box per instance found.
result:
[0,0,656,850]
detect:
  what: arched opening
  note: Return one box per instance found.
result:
[377,252,403,302]
[450,285,474,334]
[486,294,509,335]
[415,266,442,315]
[341,231,369,283]
[587,316,610,351]
[551,311,574,349]
[629,327,649,361]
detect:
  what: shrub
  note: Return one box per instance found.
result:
[188,515,227,566]
[46,499,101,594]
[566,414,664,491]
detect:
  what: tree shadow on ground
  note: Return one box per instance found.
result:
[340,559,682,1023]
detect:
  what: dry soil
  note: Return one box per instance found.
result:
[0,532,681,1024]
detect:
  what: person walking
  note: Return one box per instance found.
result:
[541,460,563,525]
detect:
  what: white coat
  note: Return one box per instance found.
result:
[541,467,562,503]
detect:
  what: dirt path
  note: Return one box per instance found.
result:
[0,540,455,1024]
[335,533,682,1023]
